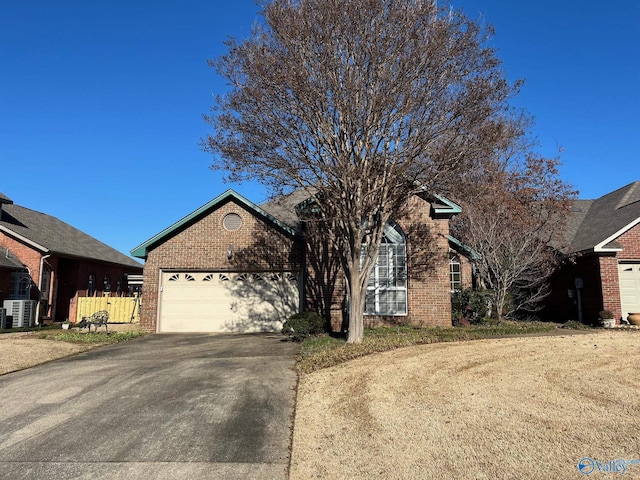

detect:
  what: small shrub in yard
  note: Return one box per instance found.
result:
[452,288,491,324]
[282,311,325,341]
[562,320,592,330]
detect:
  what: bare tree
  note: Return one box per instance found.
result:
[451,155,577,320]
[203,0,525,342]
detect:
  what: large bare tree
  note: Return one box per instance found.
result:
[452,155,577,320]
[203,0,525,343]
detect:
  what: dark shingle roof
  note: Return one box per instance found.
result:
[0,203,142,268]
[0,248,24,269]
[260,189,314,229]
[260,188,462,228]
[0,192,13,204]
[568,181,640,253]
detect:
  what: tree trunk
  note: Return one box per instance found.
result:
[494,287,507,322]
[346,259,365,343]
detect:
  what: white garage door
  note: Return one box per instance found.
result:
[619,263,640,320]
[159,271,300,333]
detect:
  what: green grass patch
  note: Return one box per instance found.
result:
[0,325,59,334]
[34,330,146,344]
[297,321,557,374]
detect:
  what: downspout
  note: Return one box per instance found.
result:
[35,254,51,326]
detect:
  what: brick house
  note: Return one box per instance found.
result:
[0,193,143,324]
[544,181,640,324]
[132,189,469,333]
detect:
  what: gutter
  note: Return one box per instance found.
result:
[35,254,51,325]
[0,225,48,252]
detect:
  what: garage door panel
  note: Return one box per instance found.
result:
[159,271,300,333]
[619,263,640,320]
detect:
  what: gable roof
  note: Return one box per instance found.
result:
[0,203,142,268]
[260,189,313,230]
[448,235,480,260]
[131,189,298,260]
[429,193,462,216]
[568,181,640,254]
[260,188,461,227]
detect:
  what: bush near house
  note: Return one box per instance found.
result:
[452,288,491,324]
[282,311,326,341]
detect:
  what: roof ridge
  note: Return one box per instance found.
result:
[615,181,640,210]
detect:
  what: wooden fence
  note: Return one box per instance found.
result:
[76,295,140,323]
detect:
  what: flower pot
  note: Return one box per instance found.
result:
[601,319,615,328]
[627,313,640,326]
[62,323,70,330]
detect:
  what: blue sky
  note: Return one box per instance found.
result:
[1,1,638,259]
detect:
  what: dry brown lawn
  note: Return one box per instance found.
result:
[0,324,141,375]
[0,334,96,375]
[290,331,640,479]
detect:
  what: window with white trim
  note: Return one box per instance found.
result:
[364,222,407,316]
[450,254,462,292]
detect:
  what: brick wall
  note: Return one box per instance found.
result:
[315,195,453,331]
[0,234,44,302]
[599,256,621,320]
[457,251,475,290]
[603,223,640,322]
[140,199,304,332]
[402,195,452,327]
[616,224,640,259]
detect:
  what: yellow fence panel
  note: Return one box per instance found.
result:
[76,296,141,323]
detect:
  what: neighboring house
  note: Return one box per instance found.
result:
[0,193,143,324]
[544,181,640,324]
[0,248,25,305]
[132,189,468,333]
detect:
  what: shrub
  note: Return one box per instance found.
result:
[452,288,491,324]
[562,320,592,330]
[599,310,614,319]
[282,311,326,341]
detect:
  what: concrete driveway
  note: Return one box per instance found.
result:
[0,333,299,480]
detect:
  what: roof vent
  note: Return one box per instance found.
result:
[223,213,243,231]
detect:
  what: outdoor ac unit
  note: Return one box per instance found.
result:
[3,300,37,328]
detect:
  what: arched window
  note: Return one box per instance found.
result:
[88,273,96,297]
[103,274,111,293]
[116,277,123,296]
[10,271,31,299]
[364,221,407,316]
[450,253,462,292]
